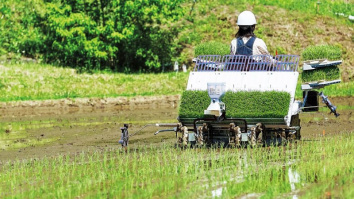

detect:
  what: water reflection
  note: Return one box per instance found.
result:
[288,167,300,198]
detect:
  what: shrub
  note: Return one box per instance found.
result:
[302,65,341,82]
[194,41,230,56]
[301,45,342,61]
[178,90,210,118]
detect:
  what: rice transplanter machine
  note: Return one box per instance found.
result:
[121,54,341,148]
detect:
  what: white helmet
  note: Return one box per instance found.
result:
[237,11,257,26]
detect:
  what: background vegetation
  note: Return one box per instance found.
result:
[0,62,352,102]
[0,0,184,72]
[0,0,352,71]
[0,0,352,101]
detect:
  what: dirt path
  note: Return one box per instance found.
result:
[0,96,352,164]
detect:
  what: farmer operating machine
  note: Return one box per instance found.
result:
[120,53,342,148]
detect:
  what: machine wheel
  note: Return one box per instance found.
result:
[290,114,301,140]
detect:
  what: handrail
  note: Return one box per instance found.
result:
[193,54,300,72]
[194,55,222,71]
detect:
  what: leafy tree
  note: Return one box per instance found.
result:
[0,0,45,58]
[43,2,107,70]
[42,0,184,72]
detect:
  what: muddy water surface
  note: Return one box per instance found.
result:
[0,96,353,163]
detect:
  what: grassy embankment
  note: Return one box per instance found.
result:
[0,63,352,102]
[178,0,353,98]
[178,1,353,68]
[0,63,189,102]
[1,132,353,198]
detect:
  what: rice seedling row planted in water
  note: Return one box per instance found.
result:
[1,132,353,198]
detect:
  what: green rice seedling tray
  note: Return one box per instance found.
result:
[178,90,210,118]
[222,91,290,118]
[178,90,291,119]
[301,45,342,61]
[301,45,341,83]
[302,65,340,83]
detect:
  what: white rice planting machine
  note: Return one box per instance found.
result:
[121,54,341,148]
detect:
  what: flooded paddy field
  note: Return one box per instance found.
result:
[1,96,352,162]
[0,96,353,198]
[0,96,180,162]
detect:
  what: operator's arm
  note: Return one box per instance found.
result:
[257,46,270,55]
[254,38,270,55]
[255,39,277,66]
[230,39,237,55]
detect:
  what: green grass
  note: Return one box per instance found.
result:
[1,132,353,198]
[301,66,341,83]
[194,41,230,56]
[0,63,189,102]
[261,0,352,17]
[319,81,354,97]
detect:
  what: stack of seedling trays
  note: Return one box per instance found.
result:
[301,45,342,90]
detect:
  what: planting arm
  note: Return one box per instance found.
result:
[319,92,340,117]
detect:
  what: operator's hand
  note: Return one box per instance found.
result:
[257,46,277,67]
[257,46,270,55]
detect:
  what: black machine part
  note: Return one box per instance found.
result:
[302,90,319,112]
[302,91,340,117]
[319,92,340,117]
[193,117,248,133]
